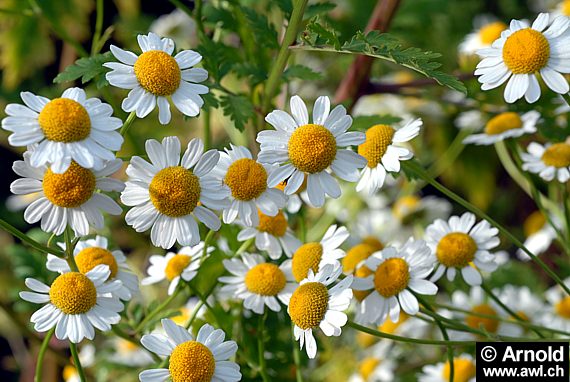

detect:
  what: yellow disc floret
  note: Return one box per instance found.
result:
[359,357,380,380]
[169,340,216,382]
[564,0,570,16]
[165,254,192,281]
[466,304,499,333]
[288,282,329,329]
[75,247,119,278]
[224,158,267,201]
[479,22,507,45]
[555,296,570,319]
[436,232,478,268]
[43,161,96,208]
[149,166,201,217]
[291,242,323,282]
[134,50,181,96]
[49,272,97,314]
[503,28,550,74]
[257,210,288,237]
[541,143,570,168]
[392,195,420,222]
[288,124,337,173]
[342,243,377,274]
[38,98,91,143]
[442,357,476,382]
[523,211,546,237]
[484,112,522,135]
[361,237,384,251]
[379,312,409,334]
[373,258,410,298]
[244,263,287,296]
[358,124,395,168]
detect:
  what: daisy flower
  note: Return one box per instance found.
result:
[342,239,384,275]
[348,342,396,382]
[291,224,349,282]
[104,32,208,124]
[141,242,213,295]
[542,277,570,332]
[10,150,124,236]
[2,88,123,173]
[552,0,570,18]
[46,236,139,301]
[463,111,539,145]
[418,354,476,382]
[109,338,155,367]
[426,212,500,286]
[121,136,227,249]
[257,95,367,207]
[356,119,422,194]
[459,19,507,56]
[496,285,545,333]
[475,13,570,103]
[19,265,123,343]
[237,209,301,259]
[218,253,296,314]
[288,263,353,359]
[517,210,557,260]
[352,239,437,325]
[391,195,452,226]
[140,319,241,382]
[522,141,570,182]
[212,144,287,226]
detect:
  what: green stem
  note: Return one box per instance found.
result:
[35,327,55,382]
[421,301,453,382]
[169,0,194,20]
[292,322,304,382]
[69,342,87,382]
[235,237,254,256]
[0,219,65,257]
[120,112,137,136]
[64,227,78,272]
[91,0,104,55]
[185,300,205,330]
[562,187,570,244]
[201,230,215,265]
[258,312,270,382]
[427,129,470,179]
[136,288,181,332]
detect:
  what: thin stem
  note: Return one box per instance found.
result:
[69,342,87,382]
[35,327,55,382]
[258,312,270,382]
[562,186,570,244]
[421,301,453,382]
[427,129,470,179]
[185,300,205,329]
[235,238,254,257]
[136,287,181,332]
[292,322,304,382]
[169,0,194,20]
[120,112,137,136]
[64,227,78,272]
[201,230,215,265]
[0,219,65,257]
[91,0,104,55]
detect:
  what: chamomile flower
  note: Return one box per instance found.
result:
[46,236,139,301]
[19,265,123,343]
[342,239,384,275]
[348,342,396,382]
[426,212,500,286]
[522,141,570,182]
[104,32,208,124]
[110,338,155,367]
[552,0,570,17]
[2,88,123,173]
[463,111,539,145]
[288,264,353,359]
[121,136,227,249]
[418,354,476,382]
[496,285,545,332]
[356,119,422,194]
[257,95,367,207]
[291,225,349,282]
[140,319,241,382]
[141,242,213,295]
[237,210,301,259]
[212,144,287,226]
[517,211,557,260]
[10,150,124,236]
[218,253,296,314]
[475,13,570,103]
[391,195,452,226]
[352,239,437,325]
[542,277,570,332]
[459,20,507,56]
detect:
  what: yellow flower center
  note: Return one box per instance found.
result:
[358,124,395,168]
[288,124,337,173]
[479,22,507,45]
[342,243,377,274]
[49,272,97,315]
[555,296,570,319]
[169,340,216,382]
[503,28,550,74]
[288,282,329,330]
[149,166,201,217]
[436,232,478,268]
[442,357,476,382]
[257,210,288,237]
[292,242,323,282]
[117,338,140,353]
[379,312,409,334]
[361,237,384,251]
[523,211,546,237]
[75,247,119,278]
[165,254,192,281]
[172,308,192,325]
[564,0,570,16]
[466,304,499,333]
[484,112,522,135]
[134,50,181,96]
[392,195,420,221]
[42,162,96,208]
[359,357,380,380]
[38,98,91,143]
[224,158,267,201]
[353,265,374,302]
[541,143,570,168]
[244,263,287,296]
[373,258,410,297]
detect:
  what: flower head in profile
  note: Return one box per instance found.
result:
[542,277,570,332]
[2,88,123,173]
[459,19,507,56]
[121,136,227,249]
[257,95,366,207]
[475,13,570,103]
[19,265,123,343]
[140,319,241,382]
[463,111,539,146]
[522,141,570,182]
[348,342,397,382]
[517,210,557,260]
[104,32,208,124]
[288,264,353,359]
[418,353,476,382]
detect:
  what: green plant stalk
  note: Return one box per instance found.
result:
[69,342,87,382]
[136,287,181,332]
[203,110,211,150]
[35,327,55,382]
[64,227,79,272]
[169,0,194,21]
[258,312,270,382]
[562,186,570,245]
[291,322,304,382]
[185,300,205,329]
[0,218,65,257]
[428,129,471,179]
[120,112,137,136]
[91,0,104,55]
[235,237,255,256]
[200,229,215,265]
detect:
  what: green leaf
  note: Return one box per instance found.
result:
[282,64,322,81]
[220,94,255,132]
[197,39,241,82]
[234,63,268,86]
[301,18,341,50]
[241,7,279,49]
[53,52,113,87]
[304,2,336,19]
